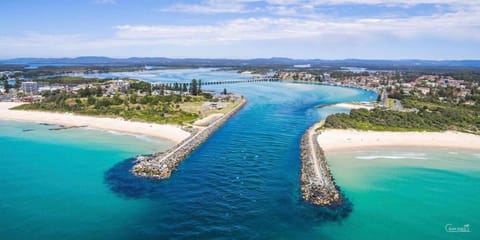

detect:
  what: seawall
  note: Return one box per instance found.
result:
[300,121,343,206]
[132,97,247,179]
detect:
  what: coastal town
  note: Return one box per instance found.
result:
[2,68,479,107]
[276,69,479,106]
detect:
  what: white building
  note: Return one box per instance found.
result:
[323,73,331,82]
[113,80,130,91]
[21,81,38,95]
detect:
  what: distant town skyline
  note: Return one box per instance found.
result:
[1,0,479,60]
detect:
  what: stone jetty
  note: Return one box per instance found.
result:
[132,97,247,179]
[300,121,343,206]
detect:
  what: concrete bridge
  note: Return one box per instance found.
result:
[201,76,279,85]
[153,77,279,87]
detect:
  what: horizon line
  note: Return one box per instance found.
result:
[1,56,480,62]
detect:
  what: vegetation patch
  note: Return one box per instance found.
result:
[324,96,480,133]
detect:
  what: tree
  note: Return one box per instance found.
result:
[223,88,227,95]
[198,80,202,93]
[96,86,103,97]
[78,86,92,97]
[112,94,123,105]
[386,86,393,93]
[3,80,9,93]
[129,93,137,104]
[189,79,198,95]
[87,96,96,105]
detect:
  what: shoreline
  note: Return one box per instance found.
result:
[315,102,374,110]
[299,121,480,206]
[328,102,374,110]
[0,102,190,143]
[281,79,379,94]
[317,129,480,152]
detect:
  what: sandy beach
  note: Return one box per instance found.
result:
[329,103,374,110]
[0,102,190,143]
[317,129,480,151]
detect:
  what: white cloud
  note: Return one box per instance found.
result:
[159,0,480,14]
[2,8,479,54]
[1,0,479,58]
[113,8,480,43]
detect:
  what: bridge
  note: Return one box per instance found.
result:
[152,76,279,87]
[202,76,279,85]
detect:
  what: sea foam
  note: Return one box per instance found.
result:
[356,153,428,160]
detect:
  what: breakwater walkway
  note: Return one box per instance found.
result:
[300,121,342,206]
[132,97,247,179]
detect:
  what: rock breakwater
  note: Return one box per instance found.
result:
[300,122,343,206]
[132,97,247,179]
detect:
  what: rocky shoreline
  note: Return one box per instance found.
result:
[300,122,343,206]
[132,97,247,179]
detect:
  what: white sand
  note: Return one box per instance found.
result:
[330,103,374,110]
[0,102,190,143]
[317,129,480,152]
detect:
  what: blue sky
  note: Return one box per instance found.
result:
[0,0,479,59]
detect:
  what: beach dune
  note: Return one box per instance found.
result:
[0,102,190,143]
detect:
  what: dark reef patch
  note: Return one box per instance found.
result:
[104,158,162,199]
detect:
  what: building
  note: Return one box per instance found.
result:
[21,81,38,95]
[113,80,130,92]
[323,73,331,82]
[416,87,431,95]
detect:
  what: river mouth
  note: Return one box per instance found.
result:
[99,77,377,238]
[2,67,478,239]
[0,68,379,239]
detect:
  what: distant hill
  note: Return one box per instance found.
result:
[1,56,480,69]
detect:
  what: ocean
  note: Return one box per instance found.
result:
[321,148,480,240]
[0,69,478,239]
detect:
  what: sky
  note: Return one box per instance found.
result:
[0,0,479,59]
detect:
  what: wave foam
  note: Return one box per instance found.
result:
[356,153,428,160]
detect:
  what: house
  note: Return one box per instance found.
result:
[417,87,430,95]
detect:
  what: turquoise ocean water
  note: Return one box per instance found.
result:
[0,69,478,239]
